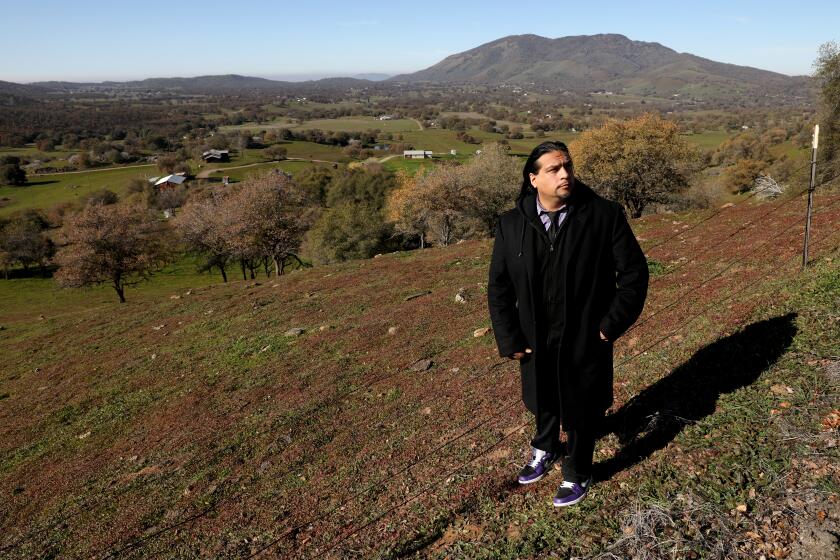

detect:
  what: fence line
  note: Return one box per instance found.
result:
[623,190,840,338]
[640,160,816,256]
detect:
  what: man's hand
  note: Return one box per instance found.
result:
[599,331,609,341]
[510,348,532,360]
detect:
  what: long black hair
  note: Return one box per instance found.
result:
[518,141,572,200]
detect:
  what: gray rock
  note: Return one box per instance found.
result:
[410,359,433,372]
[284,328,305,337]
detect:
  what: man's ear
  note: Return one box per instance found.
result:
[529,173,537,188]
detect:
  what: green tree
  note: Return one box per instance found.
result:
[0,211,54,278]
[325,165,395,208]
[814,41,840,180]
[303,203,387,263]
[264,145,288,161]
[303,164,396,262]
[0,156,26,186]
[723,159,767,193]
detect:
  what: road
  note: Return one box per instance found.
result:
[196,158,338,179]
[33,163,156,176]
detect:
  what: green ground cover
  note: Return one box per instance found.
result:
[681,130,732,150]
[0,165,157,218]
[209,160,317,183]
[0,255,218,318]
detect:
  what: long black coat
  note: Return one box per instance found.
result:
[487,183,649,428]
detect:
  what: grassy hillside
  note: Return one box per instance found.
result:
[1,188,838,559]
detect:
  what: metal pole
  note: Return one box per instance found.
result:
[802,125,819,270]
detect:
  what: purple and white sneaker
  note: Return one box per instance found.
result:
[553,477,592,507]
[517,448,556,484]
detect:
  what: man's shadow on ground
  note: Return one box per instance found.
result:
[593,313,797,483]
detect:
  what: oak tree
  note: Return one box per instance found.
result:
[570,114,700,218]
[54,203,170,302]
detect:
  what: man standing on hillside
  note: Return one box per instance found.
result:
[487,141,648,507]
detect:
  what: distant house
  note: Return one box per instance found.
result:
[403,150,433,159]
[378,114,394,121]
[201,149,230,163]
[154,174,187,190]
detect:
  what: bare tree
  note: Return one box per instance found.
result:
[752,175,784,199]
[222,173,316,276]
[54,203,170,302]
[459,143,521,236]
[175,193,232,282]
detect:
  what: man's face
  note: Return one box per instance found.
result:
[529,151,575,203]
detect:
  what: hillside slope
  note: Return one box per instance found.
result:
[1,189,839,558]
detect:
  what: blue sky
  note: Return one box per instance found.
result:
[1,0,835,82]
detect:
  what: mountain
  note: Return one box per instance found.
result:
[31,74,292,93]
[27,74,378,94]
[0,80,51,104]
[390,34,813,101]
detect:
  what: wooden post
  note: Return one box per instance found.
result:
[802,125,819,270]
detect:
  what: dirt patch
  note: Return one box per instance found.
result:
[121,464,163,482]
[429,522,485,555]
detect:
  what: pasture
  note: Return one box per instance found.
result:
[0,165,156,218]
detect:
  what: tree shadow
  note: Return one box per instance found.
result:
[21,180,59,187]
[593,313,797,483]
[2,264,58,280]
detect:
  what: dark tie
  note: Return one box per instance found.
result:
[544,210,561,242]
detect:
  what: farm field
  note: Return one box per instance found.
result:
[680,130,733,150]
[204,160,320,183]
[0,146,81,161]
[220,117,422,134]
[1,187,838,558]
[0,165,157,218]
[0,146,345,216]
